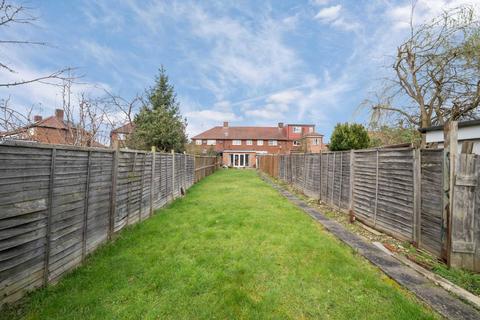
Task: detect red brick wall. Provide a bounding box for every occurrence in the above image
[195,139,297,154]
[286,125,315,140]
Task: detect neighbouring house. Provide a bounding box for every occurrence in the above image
[419,119,480,154]
[299,132,324,153]
[110,122,134,148]
[191,122,325,168]
[0,109,104,147]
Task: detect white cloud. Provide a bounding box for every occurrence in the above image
[244,108,281,120]
[185,109,242,137]
[314,4,361,32]
[80,40,118,68]
[267,90,303,105]
[387,0,480,30]
[146,2,302,98]
[315,5,342,22]
[185,110,239,122]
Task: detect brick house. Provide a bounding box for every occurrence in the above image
[192,122,325,168]
[0,109,104,147]
[110,122,134,148]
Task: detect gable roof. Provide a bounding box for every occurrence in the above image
[192,126,289,140]
[34,116,68,129]
[111,122,134,134]
[0,114,105,147]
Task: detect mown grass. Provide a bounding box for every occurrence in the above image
[1,169,439,319]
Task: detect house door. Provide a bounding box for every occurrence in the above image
[231,153,249,167]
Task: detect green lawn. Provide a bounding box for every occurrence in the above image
[2,170,438,320]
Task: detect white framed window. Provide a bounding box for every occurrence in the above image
[207,139,216,145]
[246,140,253,145]
[313,138,320,145]
[232,140,241,145]
[268,140,277,146]
[195,139,202,145]
[293,126,301,133]
[293,140,300,146]
[309,127,314,133]
[257,140,264,146]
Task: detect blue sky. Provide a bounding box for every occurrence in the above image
[1,0,479,141]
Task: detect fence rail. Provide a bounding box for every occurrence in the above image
[258,145,480,272]
[0,142,218,306]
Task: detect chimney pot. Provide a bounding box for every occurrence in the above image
[278,122,284,128]
[223,121,229,128]
[55,109,64,121]
[33,115,42,122]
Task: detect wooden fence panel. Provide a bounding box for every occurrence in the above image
[375,149,414,241]
[195,156,219,182]
[258,146,480,263]
[85,151,113,254]
[0,142,217,307]
[352,150,377,224]
[0,146,51,304]
[420,149,444,257]
[48,149,89,283]
[339,151,351,209]
[304,154,320,199]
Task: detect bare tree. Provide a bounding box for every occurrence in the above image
[0,96,33,132]
[102,89,144,127]
[58,78,143,147]
[0,0,74,87]
[369,4,480,144]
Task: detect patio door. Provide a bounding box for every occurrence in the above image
[230,153,249,167]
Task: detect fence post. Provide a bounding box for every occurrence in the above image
[139,153,147,221]
[81,150,92,262]
[413,148,422,246]
[184,153,187,190]
[349,150,355,211]
[303,153,307,192]
[319,153,323,201]
[109,148,119,239]
[331,152,336,205]
[150,147,156,217]
[43,148,56,286]
[443,121,458,264]
[450,148,477,271]
[171,150,175,200]
[339,152,343,206]
[373,149,379,226]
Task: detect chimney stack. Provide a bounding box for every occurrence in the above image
[278,122,284,128]
[33,115,42,122]
[55,109,64,121]
[223,121,229,128]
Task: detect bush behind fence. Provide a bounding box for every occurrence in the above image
[0,142,219,306]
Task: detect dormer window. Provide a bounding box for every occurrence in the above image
[293,126,301,133]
